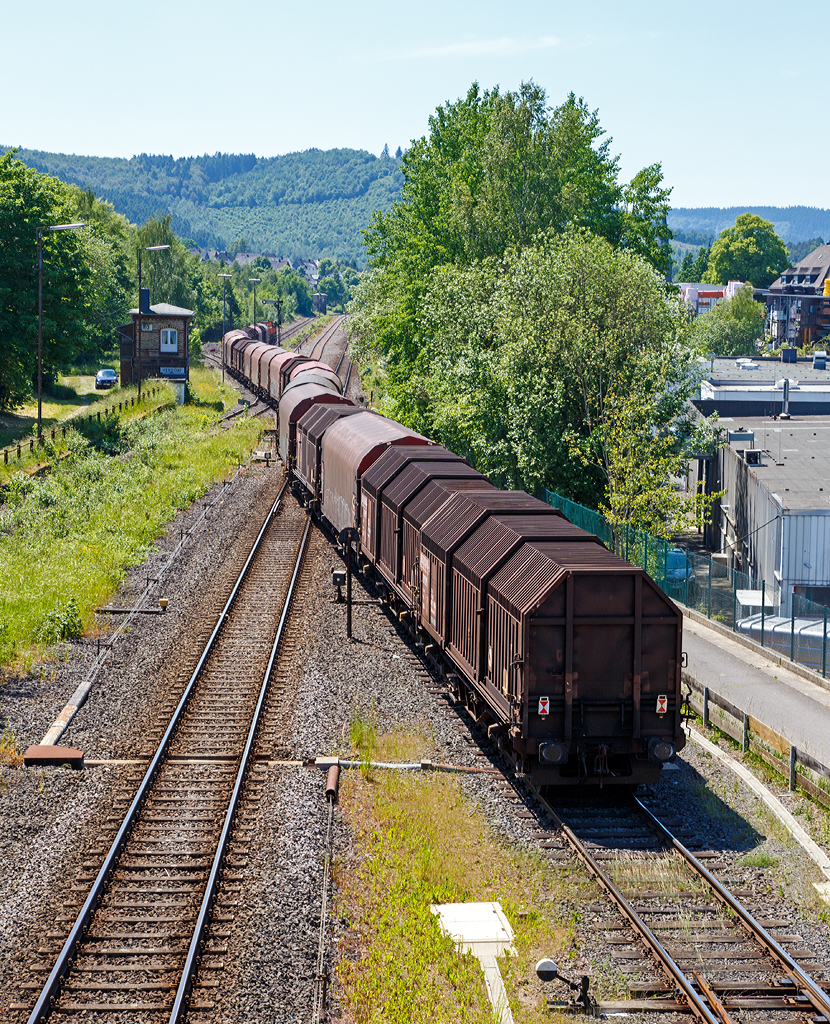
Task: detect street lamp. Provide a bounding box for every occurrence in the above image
[249,277,260,326]
[37,222,85,439]
[136,244,171,398]
[218,273,232,383]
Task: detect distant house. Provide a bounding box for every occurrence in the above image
[678,280,746,315]
[766,244,830,347]
[119,301,195,386]
[233,252,261,267]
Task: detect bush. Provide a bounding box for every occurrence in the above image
[36,598,83,644]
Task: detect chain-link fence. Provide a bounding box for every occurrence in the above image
[543,488,830,678]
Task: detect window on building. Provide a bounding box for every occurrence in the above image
[160,328,178,353]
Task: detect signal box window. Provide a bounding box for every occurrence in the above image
[160,328,178,353]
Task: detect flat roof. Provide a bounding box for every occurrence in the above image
[708,357,830,386]
[722,415,830,511]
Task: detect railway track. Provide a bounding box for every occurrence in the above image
[13,485,311,1022]
[539,789,830,1023]
[303,314,346,361]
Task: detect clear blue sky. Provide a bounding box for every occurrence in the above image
[5,0,826,209]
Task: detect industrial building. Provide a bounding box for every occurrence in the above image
[710,416,830,614]
[695,356,830,417]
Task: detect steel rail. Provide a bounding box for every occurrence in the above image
[334,334,348,377]
[343,359,353,395]
[170,514,312,1022]
[27,480,289,1024]
[308,314,345,361]
[634,795,830,1019]
[537,795,721,1024]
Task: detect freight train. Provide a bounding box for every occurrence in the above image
[223,323,686,786]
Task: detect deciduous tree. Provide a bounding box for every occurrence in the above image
[688,283,765,357]
[703,214,788,288]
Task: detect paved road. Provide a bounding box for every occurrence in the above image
[683,616,830,767]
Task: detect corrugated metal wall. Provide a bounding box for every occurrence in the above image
[719,446,830,610]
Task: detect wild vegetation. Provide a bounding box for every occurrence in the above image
[336,723,581,1023]
[2,146,403,264]
[0,150,343,416]
[0,369,261,668]
[349,81,715,530]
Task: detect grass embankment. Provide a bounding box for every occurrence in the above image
[0,367,120,450]
[0,383,170,488]
[335,724,582,1023]
[0,367,261,668]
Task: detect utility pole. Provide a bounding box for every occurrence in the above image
[137,244,170,397]
[249,277,260,325]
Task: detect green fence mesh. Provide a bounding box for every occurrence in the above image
[543,488,830,677]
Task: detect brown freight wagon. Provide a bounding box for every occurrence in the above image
[278,381,345,467]
[485,540,684,785]
[320,412,431,537]
[448,514,600,692]
[401,480,498,602]
[376,462,486,592]
[418,491,564,648]
[360,446,468,565]
[294,404,361,498]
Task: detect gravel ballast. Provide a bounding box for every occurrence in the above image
[4,351,830,1020]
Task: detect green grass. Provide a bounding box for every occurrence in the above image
[336,728,580,1024]
[736,849,779,869]
[0,368,261,668]
[0,372,118,450]
[0,383,170,487]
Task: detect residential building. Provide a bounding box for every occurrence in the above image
[766,243,830,347]
[678,280,745,315]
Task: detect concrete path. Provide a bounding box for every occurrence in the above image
[683,615,830,767]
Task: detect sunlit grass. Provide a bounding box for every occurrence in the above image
[0,378,262,668]
[0,726,24,767]
[335,727,580,1023]
[0,370,121,449]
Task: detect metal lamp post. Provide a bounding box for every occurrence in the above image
[136,244,171,398]
[249,277,260,326]
[37,222,84,439]
[218,273,232,382]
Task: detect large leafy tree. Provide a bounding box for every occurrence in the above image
[688,283,765,357]
[0,151,90,410]
[357,82,674,387]
[134,214,199,310]
[355,229,708,519]
[703,213,789,288]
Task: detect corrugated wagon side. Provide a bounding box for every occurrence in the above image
[485,541,684,786]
